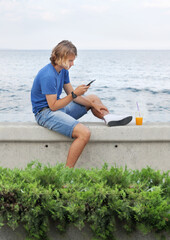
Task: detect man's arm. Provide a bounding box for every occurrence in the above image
[64,83,108,114]
[46,93,73,111]
[64,83,92,108]
[46,83,88,111]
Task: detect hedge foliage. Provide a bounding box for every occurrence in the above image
[0,161,169,240]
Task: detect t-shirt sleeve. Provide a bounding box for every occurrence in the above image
[41,75,57,95]
[64,70,70,84]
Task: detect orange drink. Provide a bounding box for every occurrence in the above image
[135,112,143,125]
[136,117,143,125]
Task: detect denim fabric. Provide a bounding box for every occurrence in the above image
[35,101,87,138]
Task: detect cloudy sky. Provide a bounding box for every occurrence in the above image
[0,0,170,50]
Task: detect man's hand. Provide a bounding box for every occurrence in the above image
[91,102,109,115]
[74,85,89,96]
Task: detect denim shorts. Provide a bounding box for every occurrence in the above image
[35,101,87,138]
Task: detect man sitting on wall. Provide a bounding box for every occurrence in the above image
[31,40,132,168]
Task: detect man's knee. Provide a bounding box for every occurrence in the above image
[72,123,91,142]
[84,94,101,111]
[82,127,91,142]
[86,94,100,103]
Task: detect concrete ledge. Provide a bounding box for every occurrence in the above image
[0,122,170,142]
[0,122,170,170]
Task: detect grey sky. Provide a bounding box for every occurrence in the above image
[0,0,170,49]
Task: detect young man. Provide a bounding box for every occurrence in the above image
[31,40,132,168]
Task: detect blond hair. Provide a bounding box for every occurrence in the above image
[50,40,77,66]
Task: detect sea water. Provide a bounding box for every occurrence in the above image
[0,50,169,123]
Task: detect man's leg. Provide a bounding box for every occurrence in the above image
[85,94,109,119]
[36,108,90,168]
[66,123,91,168]
[85,94,132,126]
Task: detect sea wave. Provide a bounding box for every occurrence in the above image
[120,87,170,95]
[0,89,10,92]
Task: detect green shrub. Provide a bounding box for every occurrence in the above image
[0,161,169,240]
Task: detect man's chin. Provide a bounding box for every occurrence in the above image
[63,66,71,70]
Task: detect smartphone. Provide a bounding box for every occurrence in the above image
[86,79,96,86]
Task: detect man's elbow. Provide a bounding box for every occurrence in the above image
[48,104,56,111]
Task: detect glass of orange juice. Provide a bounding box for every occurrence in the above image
[135,112,143,125]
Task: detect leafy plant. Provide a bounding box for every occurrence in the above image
[0,161,169,240]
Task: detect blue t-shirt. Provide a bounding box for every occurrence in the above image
[31,63,70,115]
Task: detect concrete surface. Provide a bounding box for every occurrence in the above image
[0,122,170,170]
[0,222,169,240]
